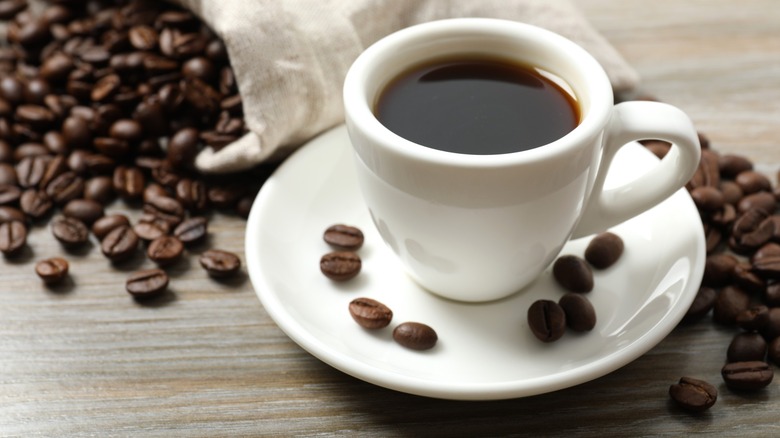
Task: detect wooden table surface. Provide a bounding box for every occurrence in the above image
[3,0,780,436]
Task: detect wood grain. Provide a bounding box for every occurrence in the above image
[2,0,780,436]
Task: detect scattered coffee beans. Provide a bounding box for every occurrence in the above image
[199,249,242,278]
[35,257,69,285]
[393,322,438,351]
[320,251,361,281]
[721,361,774,391]
[348,297,393,329]
[527,299,566,343]
[669,377,718,412]
[126,268,169,299]
[324,224,364,250]
[584,232,624,269]
[552,255,593,293]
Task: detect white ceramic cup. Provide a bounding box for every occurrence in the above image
[343,18,700,302]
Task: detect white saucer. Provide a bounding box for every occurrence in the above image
[245,125,705,401]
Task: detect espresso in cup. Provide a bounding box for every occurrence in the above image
[375,56,580,155]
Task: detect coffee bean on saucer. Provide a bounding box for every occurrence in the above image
[324,224,364,250]
[393,322,438,350]
[35,257,69,284]
[349,297,393,329]
[199,249,242,278]
[669,377,718,412]
[558,293,596,332]
[126,268,169,299]
[320,251,361,281]
[147,235,184,266]
[527,299,566,342]
[721,361,773,391]
[727,332,767,363]
[0,219,26,255]
[552,255,593,293]
[584,232,624,269]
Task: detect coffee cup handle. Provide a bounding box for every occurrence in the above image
[571,101,701,239]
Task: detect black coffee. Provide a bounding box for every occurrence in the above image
[375,57,580,155]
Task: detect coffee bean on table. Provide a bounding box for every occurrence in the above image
[713,285,751,325]
[19,188,53,219]
[758,307,780,341]
[348,297,393,329]
[768,337,780,366]
[91,214,130,240]
[147,235,184,266]
[721,361,774,391]
[133,222,167,242]
[100,225,139,262]
[683,287,718,323]
[173,216,208,244]
[324,224,364,250]
[0,183,21,205]
[584,232,624,269]
[527,299,566,342]
[83,176,115,205]
[735,305,769,332]
[199,249,241,278]
[702,253,737,287]
[0,220,26,255]
[552,255,593,293]
[727,332,768,363]
[35,257,69,285]
[393,322,438,350]
[669,377,718,412]
[62,198,104,225]
[320,251,361,281]
[51,216,88,247]
[558,293,596,332]
[126,268,169,299]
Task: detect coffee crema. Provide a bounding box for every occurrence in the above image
[374,56,580,155]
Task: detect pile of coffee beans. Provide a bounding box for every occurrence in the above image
[0,1,264,298]
[322,224,439,351]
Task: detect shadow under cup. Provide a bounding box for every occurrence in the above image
[343,19,615,302]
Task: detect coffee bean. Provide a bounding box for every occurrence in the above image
[0,205,25,224]
[584,232,624,270]
[732,262,766,294]
[129,25,159,51]
[112,166,144,199]
[552,255,593,293]
[91,73,121,102]
[91,214,130,241]
[35,257,69,285]
[558,293,596,332]
[348,297,393,329]
[719,180,744,205]
[175,178,208,211]
[719,154,753,178]
[769,337,780,367]
[173,216,208,244]
[669,377,718,412]
[527,299,566,342]
[0,220,26,255]
[751,242,780,279]
[738,191,777,215]
[45,171,84,205]
[759,307,780,341]
[323,224,364,251]
[147,235,184,266]
[765,283,780,307]
[721,361,774,391]
[702,253,737,287]
[713,286,751,325]
[167,127,199,169]
[16,155,49,189]
[51,216,88,247]
[393,322,438,350]
[100,225,139,262]
[0,0,28,20]
[83,176,114,204]
[133,222,167,242]
[691,186,725,212]
[62,198,104,225]
[143,183,169,204]
[735,171,772,195]
[0,163,17,185]
[62,116,91,149]
[199,249,241,278]
[109,119,144,143]
[736,305,769,332]
[18,189,51,219]
[320,251,361,281]
[683,287,718,323]
[0,183,21,205]
[727,332,768,363]
[126,268,169,299]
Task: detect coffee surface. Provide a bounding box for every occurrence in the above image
[375,57,579,155]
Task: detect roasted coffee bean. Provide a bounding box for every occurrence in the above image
[738,191,777,215]
[19,189,51,219]
[552,255,593,293]
[687,149,720,190]
[35,257,69,285]
[44,171,84,205]
[752,242,780,279]
[133,222,167,242]
[15,104,56,129]
[713,286,751,325]
[584,232,623,270]
[320,251,361,281]
[0,163,17,185]
[93,137,130,158]
[0,220,26,255]
[736,305,769,332]
[50,215,88,247]
[323,224,364,251]
[145,195,185,219]
[727,332,767,363]
[348,297,393,329]
[91,73,120,102]
[558,293,596,332]
[14,143,49,162]
[175,178,207,211]
[100,225,139,262]
[62,198,104,225]
[126,268,169,299]
[765,283,780,307]
[527,299,566,342]
[721,361,774,391]
[147,235,184,266]
[691,186,725,212]
[0,0,28,20]
[39,154,68,190]
[129,25,159,51]
[735,171,771,195]
[758,307,780,341]
[109,119,144,143]
[61,116,91,149]
[702,253,737,287]
[199,249,241,278]
[719,154,753,178]
[16,155,49,188]
[0,205,25,223]
[207,185,241,209]
[182,56,216,82]
[769,337,780,367]
[83,176,114,205]
[719,180,744,205]
[393,322,438,350]
[732,262,766,294]
[173,216,208,244]
[167,127,199,169]
[143,183,169,204]
[91,214,130,240]
[683,287,718,323]
[112,166,144,199]
[669,377,717,412]
[0,183,21,205]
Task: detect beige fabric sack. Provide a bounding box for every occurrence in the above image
[173,0,640,173]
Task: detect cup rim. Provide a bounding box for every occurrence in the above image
[343,18,614,168]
